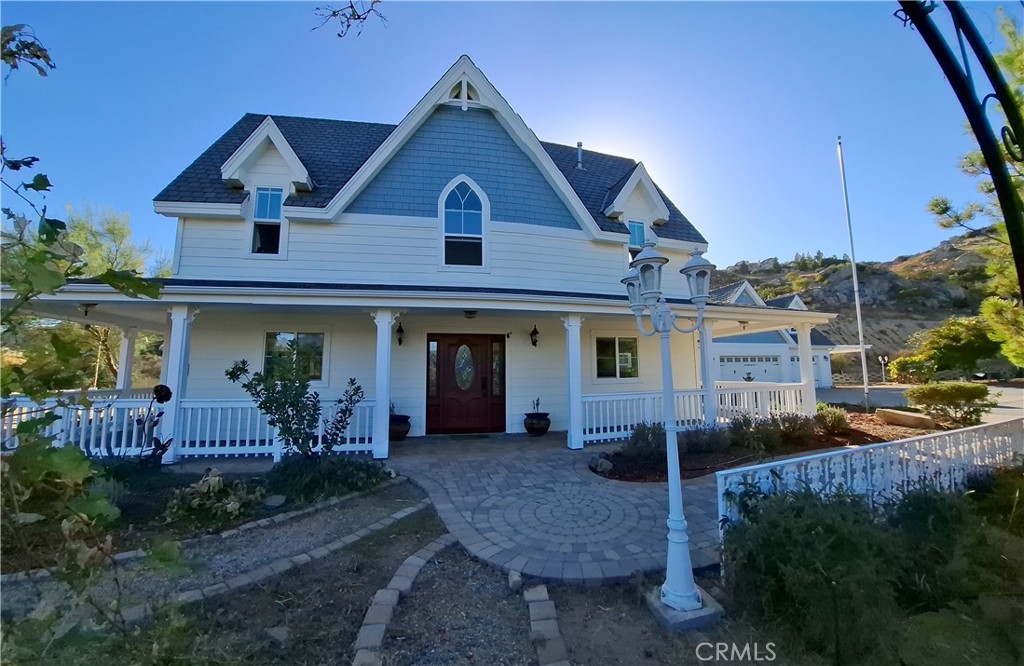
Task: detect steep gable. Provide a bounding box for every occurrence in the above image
[348,106,580,230]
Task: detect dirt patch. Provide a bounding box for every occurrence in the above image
[551,575,823,666]
[381,547,534,666]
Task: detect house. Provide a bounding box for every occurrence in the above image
[3,56,835,460]
[708,281,838,387]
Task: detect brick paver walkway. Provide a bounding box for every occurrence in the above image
[389,433,720,585]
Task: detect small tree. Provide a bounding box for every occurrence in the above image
[907,316,1001,374]
[889,355,937,384]
[226,340,322,458]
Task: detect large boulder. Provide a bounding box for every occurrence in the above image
[589,456,613,473]
[875,408,935,430]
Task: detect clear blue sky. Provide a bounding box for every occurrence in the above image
[2,1,1019,270]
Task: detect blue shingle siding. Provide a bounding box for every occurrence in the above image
[348,107,580,230]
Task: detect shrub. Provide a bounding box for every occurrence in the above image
[773,413,817,447]
[886,486,988,611]
[966,461,1024,536]
[905,382,998,426]
[889,355,937,384]
[163,469,264,527]
[678,425,731,455]
[727,415,782,453]
[620,422,667,465]
[266,455,389,503]
[723,486,901,662]
[815,404,850,434]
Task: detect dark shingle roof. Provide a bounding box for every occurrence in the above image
[810,329,836,347]
[155,113,706,244]
[765,294,801,309]
[709,281,749,304]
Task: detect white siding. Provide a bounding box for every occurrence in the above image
[181,309,702,437]
[175,213,697,300]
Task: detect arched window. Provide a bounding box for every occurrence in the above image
[443,181,484,266]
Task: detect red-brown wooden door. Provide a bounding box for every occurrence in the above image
[426,334,505,434]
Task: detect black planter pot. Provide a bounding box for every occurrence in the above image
[389,414,411,441]
[523,412,551,437]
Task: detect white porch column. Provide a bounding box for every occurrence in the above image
[562,315,584,450]
[796,323,816,415]
[698,320,718,426]
[371,309,396,459]
[115,327,138,391]
[159,306,195,463]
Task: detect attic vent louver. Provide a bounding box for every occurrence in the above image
[449,80,479,110]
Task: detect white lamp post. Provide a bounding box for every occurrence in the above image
[878,355,889,383]
[621,240,714,613]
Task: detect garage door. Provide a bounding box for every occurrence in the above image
[719,355,783,382]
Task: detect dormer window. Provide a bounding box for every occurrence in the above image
[444,182,483,266]
[627,220,646,261]
[252,187,283,254]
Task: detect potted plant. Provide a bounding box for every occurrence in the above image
[389,402,411,441]
[523,398,551,437]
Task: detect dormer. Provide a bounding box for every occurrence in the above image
[220,116,313,192]
[603,162,671,226]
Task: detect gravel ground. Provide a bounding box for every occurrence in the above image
[2,481,426,618]
[380,547,534,666]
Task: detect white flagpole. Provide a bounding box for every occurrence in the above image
[837,136,871,411]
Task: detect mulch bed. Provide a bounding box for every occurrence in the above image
[595,413,942,483]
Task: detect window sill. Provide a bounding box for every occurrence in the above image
[246,252,288,261]
[439,264,489,273]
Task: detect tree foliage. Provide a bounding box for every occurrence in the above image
[929,11,1023,365]
[906,316,1001,373]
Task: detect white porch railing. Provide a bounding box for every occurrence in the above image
[177,399,375,459]
[1,396,375,460]
[581,384,806,445]
[715,417,1024,539]
[714,382,805,419]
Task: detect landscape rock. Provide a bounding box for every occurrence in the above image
[588,457,613,473]
[264,495,287,510]
[508,570,523,592]
[875,408,935,430]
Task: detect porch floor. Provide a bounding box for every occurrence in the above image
[389,432,720,584]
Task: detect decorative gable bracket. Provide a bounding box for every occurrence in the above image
[220,116,313,192]
[603,162,670,225]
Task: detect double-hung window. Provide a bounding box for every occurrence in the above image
[596,336,639,379]
[252,187,284,254]
[627,220,646,262]
[443,182,483,266]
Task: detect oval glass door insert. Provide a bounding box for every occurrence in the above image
[455,344,474,391]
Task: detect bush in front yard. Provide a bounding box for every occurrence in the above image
[966,461,1024,536]
[266,455,389,503]
[723,486,901,662]
[815,404,850,434]
[620,422,668,465]
[678,425,731,455]
[905,382,998,426]
[773,413,818,447]
[163,469,264,527]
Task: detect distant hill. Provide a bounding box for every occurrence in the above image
[711,227,995,361]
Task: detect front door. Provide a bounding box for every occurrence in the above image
[426,334,506,434]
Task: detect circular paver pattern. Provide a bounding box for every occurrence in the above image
[473,482,662,556]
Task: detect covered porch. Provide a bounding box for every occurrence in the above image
[2,282,833,461]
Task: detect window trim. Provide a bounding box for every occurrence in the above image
[260,329,330,387]
[245,186,289,260]
[592,333,642,382]
[437,175,490,273]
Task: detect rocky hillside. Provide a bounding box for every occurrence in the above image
[712,227,995,360]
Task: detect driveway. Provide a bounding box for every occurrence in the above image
[819,384,1023,424]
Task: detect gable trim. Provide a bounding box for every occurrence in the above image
[602,162,671,225]
[220,116,313,192]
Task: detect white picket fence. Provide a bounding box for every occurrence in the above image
[581,384,806,444]
[715,417,1024,539]
[1,396,376,460]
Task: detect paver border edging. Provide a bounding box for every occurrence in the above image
[82,498,433,630]
[0,475,408,584]
[521,581,571,666]
[351,533,458,666]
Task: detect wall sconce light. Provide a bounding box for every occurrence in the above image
[506,332,512,339]
[529,325,539,347]
[396,322,405,346]
[79,303,98,317]
[738,320,749,331]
